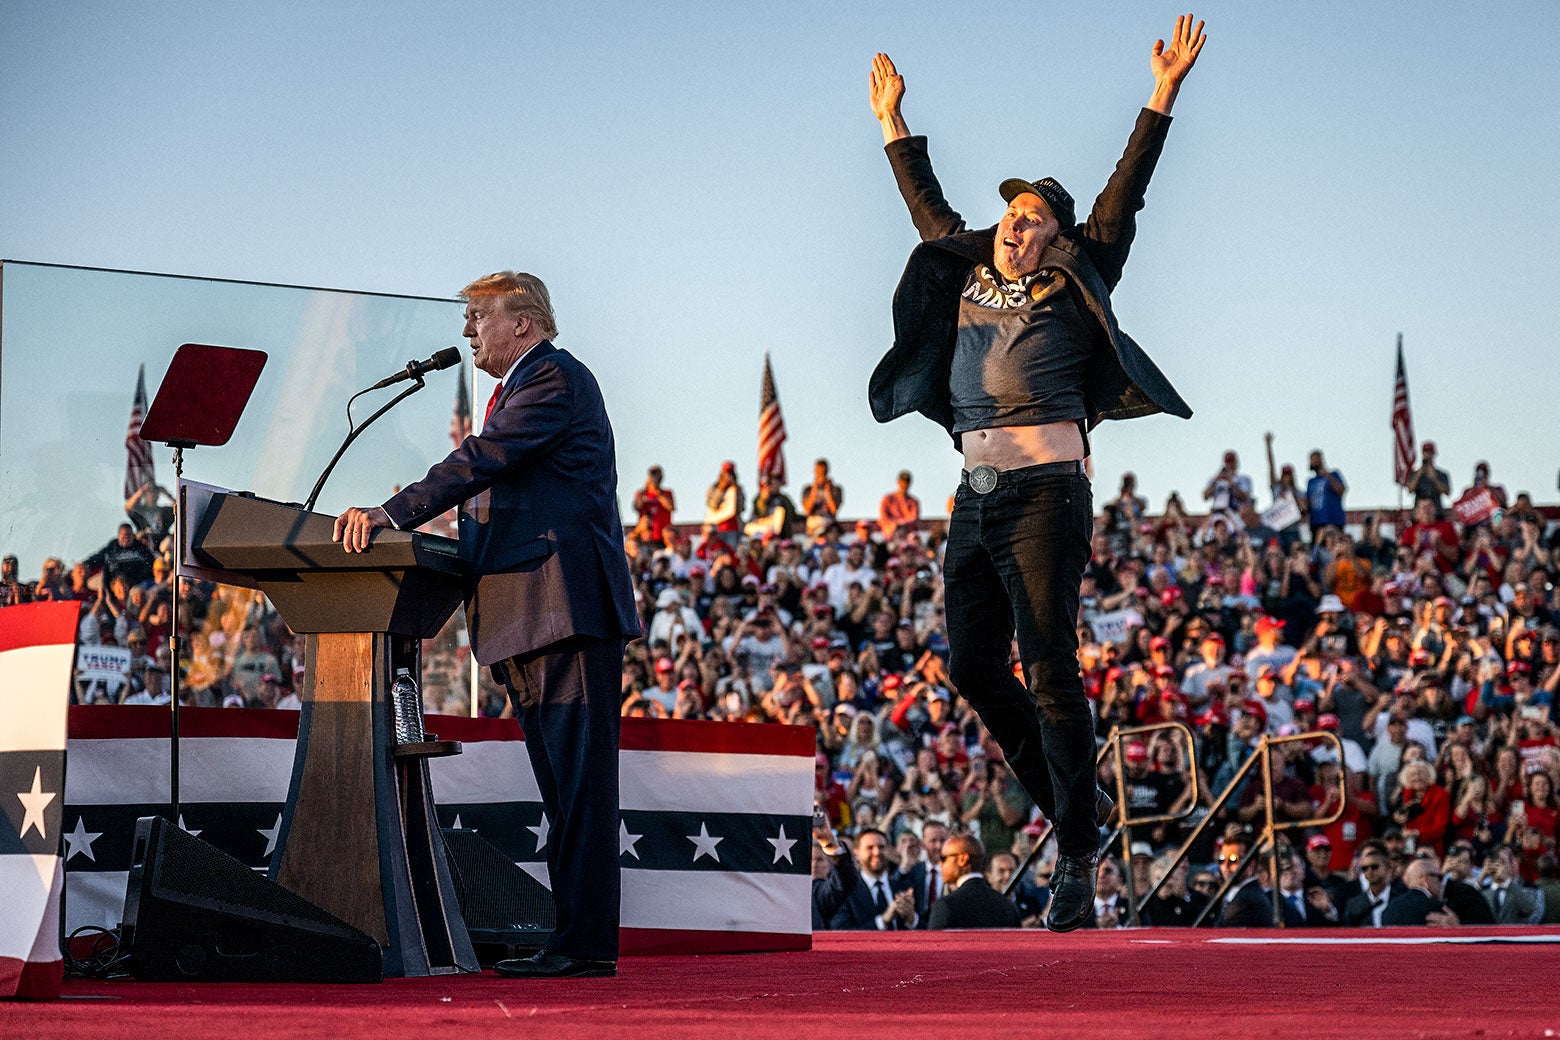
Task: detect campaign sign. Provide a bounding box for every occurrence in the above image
[1453,488,1499,527]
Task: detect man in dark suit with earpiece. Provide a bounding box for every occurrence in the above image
[928,835,1021,929]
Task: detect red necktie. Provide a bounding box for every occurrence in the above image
[484,384,503,424]
[927,872,938,907]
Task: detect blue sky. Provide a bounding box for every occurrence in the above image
[3,1,1557,540]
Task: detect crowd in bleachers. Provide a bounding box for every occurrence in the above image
[7,438,1559,928]
[617,444,1560,928]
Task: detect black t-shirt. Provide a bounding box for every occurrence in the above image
[950,266,1092,434]
[1123,769,1182,818]
[1084,555,1122,596]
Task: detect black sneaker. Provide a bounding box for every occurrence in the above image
[1045,850,1100,932]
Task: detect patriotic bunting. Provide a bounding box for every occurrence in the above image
[63,708,813,955]
[1,602,78,1000]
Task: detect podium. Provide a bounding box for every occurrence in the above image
[185,487,478,976]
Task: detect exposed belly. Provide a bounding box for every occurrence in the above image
[962,421,1085,470]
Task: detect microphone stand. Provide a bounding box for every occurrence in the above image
[303,378,427,514]
[169,442,192,825]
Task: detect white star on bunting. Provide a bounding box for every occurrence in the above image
[687,822,723,863]
[17,766,56,840]
[63,816,103,862]
[528,812,550,852]
[620,820,643,859]
[257,813,282,857]
[766,824,798,864]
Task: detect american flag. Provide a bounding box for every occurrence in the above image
[124,364,156,499]
[757,353,787,487]
[1391,334,1415,488]
[450,360,473,447]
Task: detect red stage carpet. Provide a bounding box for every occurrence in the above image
[6,929,1556,1040]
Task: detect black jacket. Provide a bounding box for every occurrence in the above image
[871,109,1192,448]
[811,847,860,930]
[1143,890,1209,927]
[1216,878,1309,927]
[1343,881,1406,927]
[1444,877,1495,925]
[927,877,1022,930]
[1381,888,1446,926]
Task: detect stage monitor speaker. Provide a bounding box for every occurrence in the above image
[120,816,382,983]
[441,827,554,951]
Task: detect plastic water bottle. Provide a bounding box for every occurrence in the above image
[391,668,424,745]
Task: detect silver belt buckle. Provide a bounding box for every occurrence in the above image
[968,465,999,494]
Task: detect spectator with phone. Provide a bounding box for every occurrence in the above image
[811,806,859,929]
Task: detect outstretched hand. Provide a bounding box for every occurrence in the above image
[1152,14,1207,84]
[869,53,904,121]
[869,52,910,144]
[1147,14,1207,115]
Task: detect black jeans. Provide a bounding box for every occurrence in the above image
[943,470,1097,856]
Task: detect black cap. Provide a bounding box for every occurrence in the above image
[998,176,1076,228]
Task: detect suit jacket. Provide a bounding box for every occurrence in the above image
[1482,881,1546,925]
[1217,878,1281,927]
[1381,888,1446,926]
[383,342,640,664]
[811,848,859,930]
[830,871,915,930]
[894,860,945,928]
[928,877,1021,930]
[1342,882,1404,927]
[1444,878,1495,925]
[1275,891,1324,928]
[1143,891,1209,927]
[871,109,1192,448]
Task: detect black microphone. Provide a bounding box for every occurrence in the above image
[367,346,462,390]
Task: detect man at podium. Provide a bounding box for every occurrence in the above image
[335,270,640,979]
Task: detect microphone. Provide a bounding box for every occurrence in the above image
[367,346,462,390]
[301,346,463,512]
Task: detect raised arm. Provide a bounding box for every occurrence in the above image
[1147,14,1207,116]
[872,52,965,241]
[1077,15,1207,289]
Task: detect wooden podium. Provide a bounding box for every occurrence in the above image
[185,487,478,977]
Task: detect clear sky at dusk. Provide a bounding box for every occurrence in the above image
[3,1,1557,530]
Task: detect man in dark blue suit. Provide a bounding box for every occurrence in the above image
[828,830,918,929]
[335,270,640,978]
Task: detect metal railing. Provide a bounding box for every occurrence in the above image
[1164,731,1346,927]
[1006,728,1347,929]
[1005,720,1200,925]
